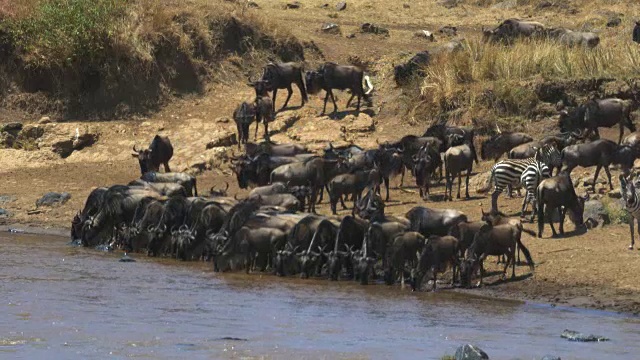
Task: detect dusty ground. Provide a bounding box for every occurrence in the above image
[2,0,640,315]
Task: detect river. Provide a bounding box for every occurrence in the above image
[1,233,639,359]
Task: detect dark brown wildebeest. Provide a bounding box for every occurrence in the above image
[410,235,460,291]
[412,143,442,200]
[559,98,635,144]
[233,101,257,149]
[260,62,308,111]
[406,206,468,237]
[561,139,628,191]
[443,141,474,201]
[244,141,310,157]
[482,18,546,44]
[460,223,534,288]
[247,80,276,142]
[305,62,374,115]
[384,231,425,286]
[634,21,640,44]
[481,209,536,264]
[481,132,533,162]
[327,167,380,215]
[380,135,442,187]
[450,220,486,256]
[140,172,198,197]
[393,51,430,85]
[536,172,588,238]
[132,135,174,175]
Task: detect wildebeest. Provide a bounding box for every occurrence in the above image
[384,231,425,286]
[482,18,546,43]
[259,62,308,111]
[249,182,288,197]
[410,235,460,291]
[140,172,198,197]
[481,131,533,162]
[561,139,622,191]
[131,135,174,175]
[393,50,430,85]
[380,135,442,187]
[233,101,257,148]
[443,142,474,201]
[128,180,187,197]
[461,223,534,288]
[412,143,442,200]
[327,168,380,215]
[559,98,635,144]
[547,27,600,48]
[406,206,468,237]
[536,172,588,238]
[244,141,310,157]
[250,193,301,212]
[71,186,107,242]
[634,21,640,44]
[305,62,374,114]
[254,95,275,142]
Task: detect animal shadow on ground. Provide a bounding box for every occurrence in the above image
[549,226,588,239]
[481,272,534,287]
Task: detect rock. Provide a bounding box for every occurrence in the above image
[606,16,621,27]
[608,189,622,199]
[335,1,346,11]
[583,200,609,229]
[216,117,231,123]
[0,208,11,218]
[38,116,51,124]
[561,329,609,342]
[206,133,236,149]
[403,3,410,8]
[346,33,356,39]
[469,171,491,193]
[454,344,489,360]
[50,131,99,158]
[0,195,16,204]
[0,132,15,148]
[1,122,23,134]
[247,0,259,8]
[321,23,341,34]
[36,192,71,208]
[537,0,552,8]
[320,3,329,8]
[119,253,136,262]
[73,133,99,151]
[342,113,375,134]
[491,0,517,9]
[439,25,457,37]
[17,124,45,141]
[284,1,301,9]
[361,23,389,36]
[438,0,459,9]
[541,356,561,360]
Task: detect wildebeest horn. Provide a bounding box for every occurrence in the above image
[147,225,154,232]
[224,182,229,192]
[132,144,138,152]
[234,193,240,200]
[210,186,216,193]
[495,123,502,134]
[160,224,166,232]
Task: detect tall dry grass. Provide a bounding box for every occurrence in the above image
[417,34,640,126]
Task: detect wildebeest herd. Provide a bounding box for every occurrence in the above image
[70,18,640,291]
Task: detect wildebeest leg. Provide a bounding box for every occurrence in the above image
[456,171,462,199]
[281,86,294,110]
[548,207,559,237]
[629,218,637,250]
[322,91,330,115]
[465,168,471,199]
[559,206,567,236]
[399,165,405,187]
[330,90,339,113]
[384,176,390,201]
[619,121,625,144]
[254,117,260,141]
[263,121,270,141]
[272,89,278,112]
[432,267,437,291]
[592,164,602,192]
[444,168,451,201]
[356,95,361,112]
[346,94,355,108]
[521,195,529,219]
[604,165,613,190]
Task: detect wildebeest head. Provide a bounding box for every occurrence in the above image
[71,211,83,241]
[247,79,271,97]
[131,145,155,175]
[459,257,479,288]
[297,247,322,279]
[275,245,300,276]
[567,193,589,227]
[230,157,255,189]
[305,70,324,95]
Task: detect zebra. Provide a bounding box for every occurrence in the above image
[479,144,560,213]
[520,160,551,222]
[619,173,640,249]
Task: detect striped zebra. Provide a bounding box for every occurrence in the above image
[478,144,560,213]
[619,174,640,249]
[520,160,551,222]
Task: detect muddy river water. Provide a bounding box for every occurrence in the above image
[1,233,639,359]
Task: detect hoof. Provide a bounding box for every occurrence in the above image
[629,245,634,250]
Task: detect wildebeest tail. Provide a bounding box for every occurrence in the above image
[624,101,637,132]
[536,186,545,237]
[516,236,534,271]
[521,228,536,237]
[363,75,374,96]
[476,168,494,194]
[298,68,309,102]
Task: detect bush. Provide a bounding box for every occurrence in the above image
[5,0,128,67]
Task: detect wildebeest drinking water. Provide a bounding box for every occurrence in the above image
[131,135,174,175]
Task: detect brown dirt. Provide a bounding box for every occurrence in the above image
[2,0,640,315]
